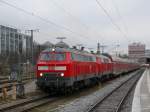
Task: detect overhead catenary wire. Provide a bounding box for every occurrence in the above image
[95,0,130,42]
[50,0,89,30]
[111,0,129,37]
[0,0,94,41]
[2,0,105,43]
[49,0,105,41]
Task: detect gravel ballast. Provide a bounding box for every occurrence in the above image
[57,70,142,112]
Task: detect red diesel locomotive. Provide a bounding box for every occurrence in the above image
[36,47,139,91]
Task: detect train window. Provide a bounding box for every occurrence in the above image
[71,53,78,61]
[74,54,78,61]
[71,53,75,60]
[71,53,79,60]
[78,54,81,61]
[40,53,66,61]
[55,53,66,61]
[80,55,84,61]
[75,54,83,61]
[79,54,83,61]
[92,57,96,62]
[84,55,87,61]
[86,56,89,61]
[77,54,81,61]
[40,53,52,61]
[71,53,96,62]
[89,56,93,61]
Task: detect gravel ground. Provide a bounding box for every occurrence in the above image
[25,80,37,93]
[57,70,140,112]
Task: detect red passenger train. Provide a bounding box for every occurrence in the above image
[36,47,140,91]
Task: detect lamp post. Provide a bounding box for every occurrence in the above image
[25,29,39,65]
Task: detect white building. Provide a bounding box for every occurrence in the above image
[145,49,150,57]
[0,25,31,55]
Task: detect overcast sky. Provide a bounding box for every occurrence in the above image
[0,0,150,54]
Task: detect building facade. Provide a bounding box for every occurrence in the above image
[0,25,31,57]
[145,49,150,57]
[128,42,145,61]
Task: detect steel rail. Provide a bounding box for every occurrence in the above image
[115,70,143,112]
[86,69,144,112]
[0,94,54,112]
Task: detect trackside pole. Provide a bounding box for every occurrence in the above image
[12,82,16,100]
[2,83,8,100]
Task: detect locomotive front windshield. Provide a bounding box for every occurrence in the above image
[40,52,66,61]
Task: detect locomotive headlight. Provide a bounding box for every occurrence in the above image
[40,73,43,77]
[52,48,55,51]
[60,73,64,77]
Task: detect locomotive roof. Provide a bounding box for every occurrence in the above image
[42,47,69,52]
[42,47,93,56]
[42,47,114,59]
[95,54,111,60]
[111,56,136,63]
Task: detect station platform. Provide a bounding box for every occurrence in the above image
[132,68,150,112]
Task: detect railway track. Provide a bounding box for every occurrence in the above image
[0,69,143,112]
[0,77,35,84]
[86,69,144,112]
[0,94,58,112]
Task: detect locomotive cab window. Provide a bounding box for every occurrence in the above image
[40,53,52,61]
[55,53,66,60]
[40,52,66,61]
